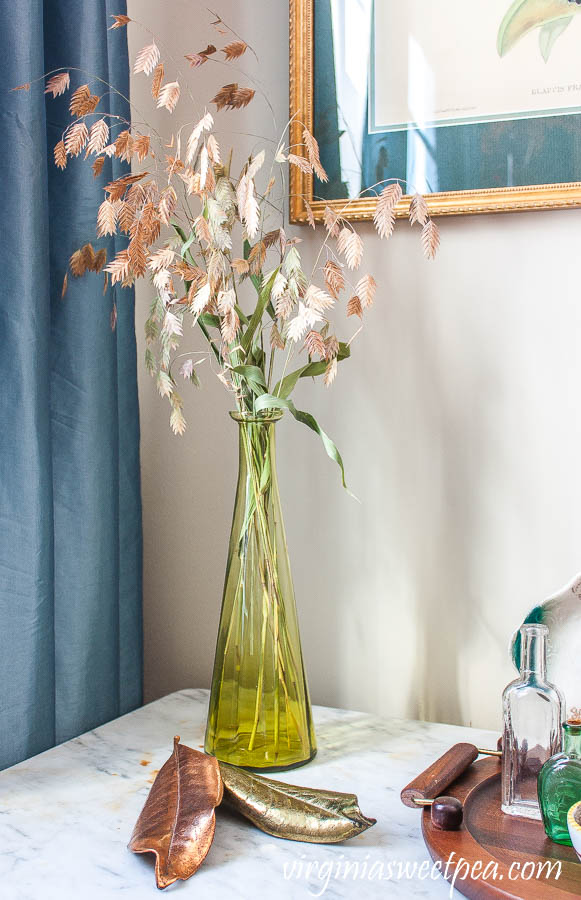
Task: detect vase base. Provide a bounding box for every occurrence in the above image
[224,748,317,773]
[205,739,317,772]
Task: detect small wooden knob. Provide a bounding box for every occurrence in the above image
[431,796,463,831]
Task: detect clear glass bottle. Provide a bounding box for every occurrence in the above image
[501,624,564,819]
[538,717,581,845]
[204,411,316,770]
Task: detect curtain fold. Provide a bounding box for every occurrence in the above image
[0,0,142,770]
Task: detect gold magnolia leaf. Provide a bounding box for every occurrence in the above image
[129,737,223,890]
[218,763,376,843]
[497,0,581,56]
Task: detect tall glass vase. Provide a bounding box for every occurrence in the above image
[204,411,316,770]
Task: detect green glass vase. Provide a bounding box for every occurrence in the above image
[538,721,581,845]
[204,411,316,770]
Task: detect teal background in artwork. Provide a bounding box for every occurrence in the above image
[314,0,581,198]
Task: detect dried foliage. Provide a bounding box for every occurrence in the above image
[31,10,439,482]
[134,43,161,76]
[212,83,255,111]
[70,84,99,117]
[303,198,315,229]
[65,121,89,157]
[222,40,247,60]
[323,205,340,238]
[185,44,217,67]
[133,134,150,162]
[337,227,363,271]
[346,295,362,318]
[86,119,109,155]
[374,183,402,240]
[323,261,344,299]
[44,72,70,97]
[151,63,164,99]
[324,358,337,387]
[157,81,180,113]
[409,193,429,227]
[421,219,440,260]
[302,127,327,182]
[110,14,130,29]
[356,275,376,309]
[304,330,326,359]
[97,199,117,237]
[287,153,311,175]
[54,140,67,170]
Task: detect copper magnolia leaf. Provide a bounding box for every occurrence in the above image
[129,737,223,889]
[218,762,376,843]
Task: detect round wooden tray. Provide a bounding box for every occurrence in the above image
[422,757,581,899]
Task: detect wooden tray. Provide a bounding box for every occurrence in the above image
[422,757,581,899]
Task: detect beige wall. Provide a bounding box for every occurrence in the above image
[128,0,581,731]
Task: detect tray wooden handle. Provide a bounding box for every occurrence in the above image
[400,742,479,808]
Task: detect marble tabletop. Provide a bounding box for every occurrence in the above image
[0,689,499,899]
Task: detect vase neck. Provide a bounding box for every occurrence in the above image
[519,624,547,681]
[233,412,280,493]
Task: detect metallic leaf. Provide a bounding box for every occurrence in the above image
[218,762,376,843]
[129,737,223,889]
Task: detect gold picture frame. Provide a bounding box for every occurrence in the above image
[289,0,581,224]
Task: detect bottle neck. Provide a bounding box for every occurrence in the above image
[520,627,547,680]
[563,725,581,758]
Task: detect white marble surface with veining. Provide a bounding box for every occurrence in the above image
[0,689,499,899]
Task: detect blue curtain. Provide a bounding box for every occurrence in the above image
[0,0,142,770]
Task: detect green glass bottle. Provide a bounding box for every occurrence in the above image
[538,718,581,845]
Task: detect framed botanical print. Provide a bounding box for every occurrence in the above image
[289,0,581,223]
